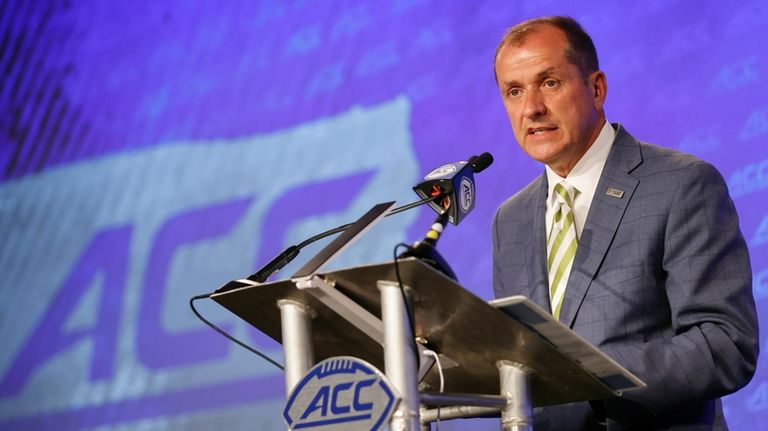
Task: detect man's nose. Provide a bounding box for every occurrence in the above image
[522,90,546,118]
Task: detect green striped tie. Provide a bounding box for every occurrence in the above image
[547,182,579,320]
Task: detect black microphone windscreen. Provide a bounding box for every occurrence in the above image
[471,152,494,173]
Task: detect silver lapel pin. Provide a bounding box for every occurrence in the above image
[606,187,624,198]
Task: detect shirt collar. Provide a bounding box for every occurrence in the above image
[546,120,615,202]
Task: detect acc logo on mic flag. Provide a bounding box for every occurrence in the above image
[283,357,399,431]
[459,176,474,214]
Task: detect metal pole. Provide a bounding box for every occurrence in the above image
[420,392,507,408]
[379,280,420,431]
[278,299,315,396]
[421,405,501,423]
[497,360,533,431]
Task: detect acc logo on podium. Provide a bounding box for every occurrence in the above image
[283,357,399,431]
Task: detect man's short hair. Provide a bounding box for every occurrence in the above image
[494,16,599,83]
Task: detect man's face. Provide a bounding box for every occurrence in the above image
[494,26,606,177]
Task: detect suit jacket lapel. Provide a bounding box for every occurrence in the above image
[558,124,643,327]
[528,174,551,311]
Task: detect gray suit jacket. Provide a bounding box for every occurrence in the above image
[492,124,759,430]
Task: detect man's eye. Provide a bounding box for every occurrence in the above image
[508,88,521,97]
[544,80,558,88]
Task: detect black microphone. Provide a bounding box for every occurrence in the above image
[399,152,493,280]
[412,152,494,225]
[469,151,494,173]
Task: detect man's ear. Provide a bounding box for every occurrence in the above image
[591,70,607,108]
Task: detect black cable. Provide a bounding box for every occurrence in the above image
[189,293,284,370]
[393,242,421,369]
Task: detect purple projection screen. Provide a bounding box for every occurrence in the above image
[1,1,767,430]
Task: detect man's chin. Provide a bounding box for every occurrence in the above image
[521,143,560,163]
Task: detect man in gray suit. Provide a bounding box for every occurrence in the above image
[492,16,758,430]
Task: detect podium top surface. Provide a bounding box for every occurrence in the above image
[212,258,643,406]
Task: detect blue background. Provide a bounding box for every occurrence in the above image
[1,1,767,429]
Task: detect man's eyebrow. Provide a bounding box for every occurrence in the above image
[535,67,560,80]
[500,78,520,89]
[501,67,563,88]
